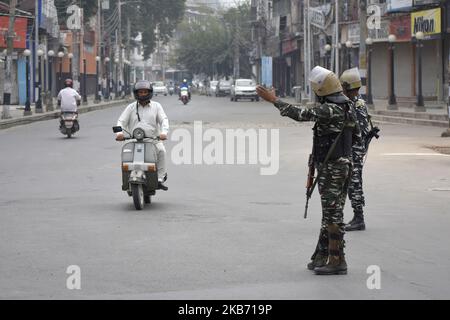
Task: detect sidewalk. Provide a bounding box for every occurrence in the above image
[0,95,132,130]
[281,96,450,129]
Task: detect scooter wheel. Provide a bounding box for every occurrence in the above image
[131,184,144,210]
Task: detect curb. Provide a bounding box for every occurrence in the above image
[371,114,448,128]
[0,99,132,130]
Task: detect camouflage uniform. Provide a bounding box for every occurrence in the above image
[347,97,371,213]
[273,97,360,273]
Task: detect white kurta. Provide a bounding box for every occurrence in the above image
[117,100,169,182]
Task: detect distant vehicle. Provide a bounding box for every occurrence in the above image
[230,79,259,102]
[207,80,218,96]
[152,81,168,96]
[215,80,232,97]
[180,87,189,105]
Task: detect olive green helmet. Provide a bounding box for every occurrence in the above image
[309,66,343,97]
[340,67,362,91]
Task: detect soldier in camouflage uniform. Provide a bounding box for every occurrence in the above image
[340,68,372,231]
[257,66,361,275]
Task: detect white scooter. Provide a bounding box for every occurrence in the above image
[59,112,79,138]
[180,88,189,105]
[113,125,162,210]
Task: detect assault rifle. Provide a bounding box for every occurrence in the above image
[304,154,315,219]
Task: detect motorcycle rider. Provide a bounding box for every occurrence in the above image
[179,79,191,100]
[115,80,169,191]
[57,78,81,129]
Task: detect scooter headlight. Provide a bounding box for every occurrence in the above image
[133,128,145,140]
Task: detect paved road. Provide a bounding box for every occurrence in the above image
[1,95,449,299]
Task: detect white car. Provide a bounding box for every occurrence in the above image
[152,81,168,96]
[230,79,259,102]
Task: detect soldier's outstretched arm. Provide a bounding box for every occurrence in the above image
[256,85,329,122]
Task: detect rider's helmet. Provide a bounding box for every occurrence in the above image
[133,80,153,102]
[183,79,188,84]
[64,78,73,88]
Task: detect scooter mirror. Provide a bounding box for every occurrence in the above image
[112,126,123,133]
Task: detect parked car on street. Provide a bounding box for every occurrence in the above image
[207,80,218,96]
[215,80,232,97]
[152,81,168,96]
[230,79,259,102]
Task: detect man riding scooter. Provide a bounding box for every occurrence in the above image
[58,78,81,136]
[178,79,191,100]
[115,80,169,191]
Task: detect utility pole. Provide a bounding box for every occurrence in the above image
[118,0,123,97]
[335,0,340,78]
[359,0,368,97]
[97,0,102,93]
[303,0,307,101]
[1,0,18,119]
[127,17,131,95]
[234,18,240,79]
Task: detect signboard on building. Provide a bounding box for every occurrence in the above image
[390,15,411,41]
[309,4,332,30]
[411,8,441,38]
[348,23,360,44]
[367,18,390,42]
[281,38,298,55]
[413,0,441,7]
[0,17,28,49]
[261,56,273,87]
[309,7,326,29]
[387,0,413,12]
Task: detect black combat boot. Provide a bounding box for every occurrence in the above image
[307,228,328,270]
[345,209,365,231]
[314,224,347,275]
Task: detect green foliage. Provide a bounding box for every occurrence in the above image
[53,0,185,59]
[175,2,253,78]
[176,17,232,76]
[108,0,186,59]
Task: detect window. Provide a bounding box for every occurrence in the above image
[280,16,287,32]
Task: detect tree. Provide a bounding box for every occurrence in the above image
[175,2,253,79]
[108,0,186,59]
[53,0,185,58]
[176,17,233,77]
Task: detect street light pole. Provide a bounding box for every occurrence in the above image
[35,48,44,113]
[23,49,32,116]
[115,58,119,99]
[415,32,425,112]
[387,34,398,110]
[105,57,111,100]
[325,44,332,70]
[95,56,101,103]
[47,50,55,111]
[365,37,374,109]
[82,59,88,105]
[442,83,450,137]
[68,53,74,79]
[58,51,64,94]
[345,41,352,69]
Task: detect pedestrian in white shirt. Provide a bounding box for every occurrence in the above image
[116,80,169,190]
